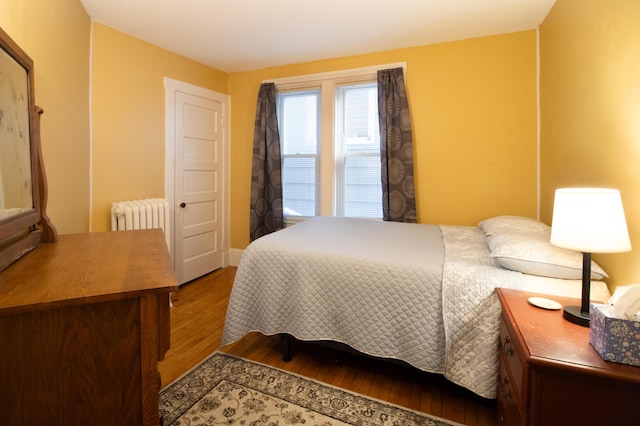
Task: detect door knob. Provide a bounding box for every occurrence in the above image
[180,202,186,208]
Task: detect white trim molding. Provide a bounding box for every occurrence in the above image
[264,62,407,88]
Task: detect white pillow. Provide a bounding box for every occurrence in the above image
[486,233,608,280]
[479,215,550,237]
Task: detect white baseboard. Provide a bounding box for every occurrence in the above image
[227,248,244,267]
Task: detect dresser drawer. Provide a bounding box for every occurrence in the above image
[498,317,526,403]
[497,355,525,426]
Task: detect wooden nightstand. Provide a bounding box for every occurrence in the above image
[496,288,640,426]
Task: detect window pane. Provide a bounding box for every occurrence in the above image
[282,157,317,217]
[337,83,382,219]
[343,84,380,153]
[278,89,320,218]
[280,91,319,155]
[344,155,381,218]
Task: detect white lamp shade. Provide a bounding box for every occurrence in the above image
[550,188,632,253]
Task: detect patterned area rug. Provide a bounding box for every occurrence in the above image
[159,351,463,426]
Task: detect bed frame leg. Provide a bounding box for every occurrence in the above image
[281,334,292,362]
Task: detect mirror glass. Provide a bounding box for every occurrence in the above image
[0,46,34,221]
[0,25,56,272]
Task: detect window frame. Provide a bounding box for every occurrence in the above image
[269,63,406,223]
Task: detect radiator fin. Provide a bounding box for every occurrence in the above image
[111,198,170,253]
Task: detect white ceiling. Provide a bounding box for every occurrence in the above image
[80,0,556,73]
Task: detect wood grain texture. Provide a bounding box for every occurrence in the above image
[497,288,640,380]
[496,288,640,426]
[0,229,178,315]
[0,299,142,424]
[159,267,498,426]
[0,230,177,426]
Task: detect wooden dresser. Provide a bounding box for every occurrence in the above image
[0,230,178,425]
[496,288,640,426]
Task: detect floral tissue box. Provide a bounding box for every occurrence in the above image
[589,303,640,366]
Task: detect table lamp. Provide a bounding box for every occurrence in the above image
[550,188,632,326]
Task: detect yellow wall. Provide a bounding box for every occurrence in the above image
[0,0,91,234]
[90,23,229,232]
[229,31,538,249]
[5,0,636,289]
[540,0,640,288]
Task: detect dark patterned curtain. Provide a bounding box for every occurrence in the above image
[250,83,284,241]
[377,68,417,222]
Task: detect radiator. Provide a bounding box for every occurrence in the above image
[111,198,171,253]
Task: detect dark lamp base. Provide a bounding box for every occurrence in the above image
[563,305,590,327]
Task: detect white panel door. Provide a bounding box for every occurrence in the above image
[174,91,224,284]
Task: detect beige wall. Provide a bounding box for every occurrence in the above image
[90,23,229,232]
[229,31,538,249]
[540,0,640,288]
[0,0,91,234]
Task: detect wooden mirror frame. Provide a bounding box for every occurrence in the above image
[0,26,56,271]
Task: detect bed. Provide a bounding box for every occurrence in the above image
[221,215,611,399]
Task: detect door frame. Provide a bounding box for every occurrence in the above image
[164,77,230,270]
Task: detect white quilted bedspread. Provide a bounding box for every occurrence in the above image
[440,225,522,398]
[222,217,522,399]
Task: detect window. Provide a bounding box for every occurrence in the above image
[278,90,320,217]
[335,83,381,218]
[275,64,402,221]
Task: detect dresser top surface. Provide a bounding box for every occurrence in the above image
[0,229,178,314]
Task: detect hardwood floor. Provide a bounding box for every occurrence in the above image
[158,267,498,426]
